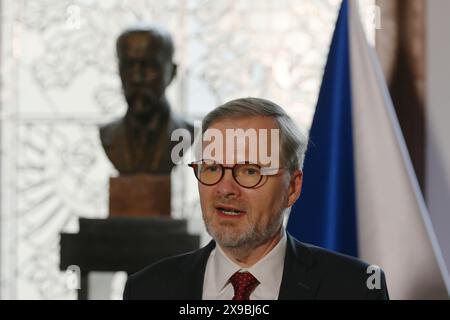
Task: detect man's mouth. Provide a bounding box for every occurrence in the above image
[215,205,246,217]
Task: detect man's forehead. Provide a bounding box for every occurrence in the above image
[118,33,165,58]
[203,116,280,145]
[208,115,278,130]
[200,116,281,168]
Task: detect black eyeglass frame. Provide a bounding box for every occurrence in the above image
[188,160,285,189]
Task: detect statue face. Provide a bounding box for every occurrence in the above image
[118,32,175,118]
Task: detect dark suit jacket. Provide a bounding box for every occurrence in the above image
[123,233,389,300]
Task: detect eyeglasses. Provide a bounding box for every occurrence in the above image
[188,159,284,188]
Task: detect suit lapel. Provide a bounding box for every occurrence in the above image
[278,234,321,300]
[177,235,322,300]
[178,240,216,299]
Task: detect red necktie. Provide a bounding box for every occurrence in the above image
[229,271,259,300]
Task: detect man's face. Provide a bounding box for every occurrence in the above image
[199,116,302,250]
[118,32,175,118]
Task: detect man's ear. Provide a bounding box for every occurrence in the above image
[287,170,303,207]
[168,63,177,85]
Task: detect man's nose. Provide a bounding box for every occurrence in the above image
[214,169,241,198]
[130,64,145,84]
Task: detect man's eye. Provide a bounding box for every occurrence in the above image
[245,168,260,176]
[203,165,219,172]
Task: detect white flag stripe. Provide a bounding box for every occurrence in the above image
[426,0,450,290]
[349,0,450,299]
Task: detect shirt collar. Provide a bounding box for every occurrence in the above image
[213,229,287,291]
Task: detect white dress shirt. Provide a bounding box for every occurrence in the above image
[202,230,287,300]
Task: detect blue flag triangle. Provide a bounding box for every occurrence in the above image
[287,0,357,257]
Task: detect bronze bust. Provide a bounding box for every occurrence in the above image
[100,25,193,175]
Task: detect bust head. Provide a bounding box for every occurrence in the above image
[117,25,177,121]
[99,25,193,175]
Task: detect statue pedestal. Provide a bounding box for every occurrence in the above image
[60,217,200,299]
[109,174,171,217]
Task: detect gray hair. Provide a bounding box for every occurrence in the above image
[202,97,308,172]
[117,24,175,60]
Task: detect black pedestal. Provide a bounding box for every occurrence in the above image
[60,217,200,299]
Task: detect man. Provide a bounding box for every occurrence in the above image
[100,25,193,174]
[123,97,389,300]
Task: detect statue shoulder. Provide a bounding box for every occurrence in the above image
[99,118,126,147]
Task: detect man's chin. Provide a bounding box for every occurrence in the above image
[216,238,248,249]
[208,227,255,249]
[128,103,153,118]
[131,109,153,118]
[127,96,159,114]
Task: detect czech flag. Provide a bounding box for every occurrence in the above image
[287,0,450,299]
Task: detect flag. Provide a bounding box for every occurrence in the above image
[287,0,450,299]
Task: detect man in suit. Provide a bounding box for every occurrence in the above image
[100,25,193,174]
[123,97,389,300]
